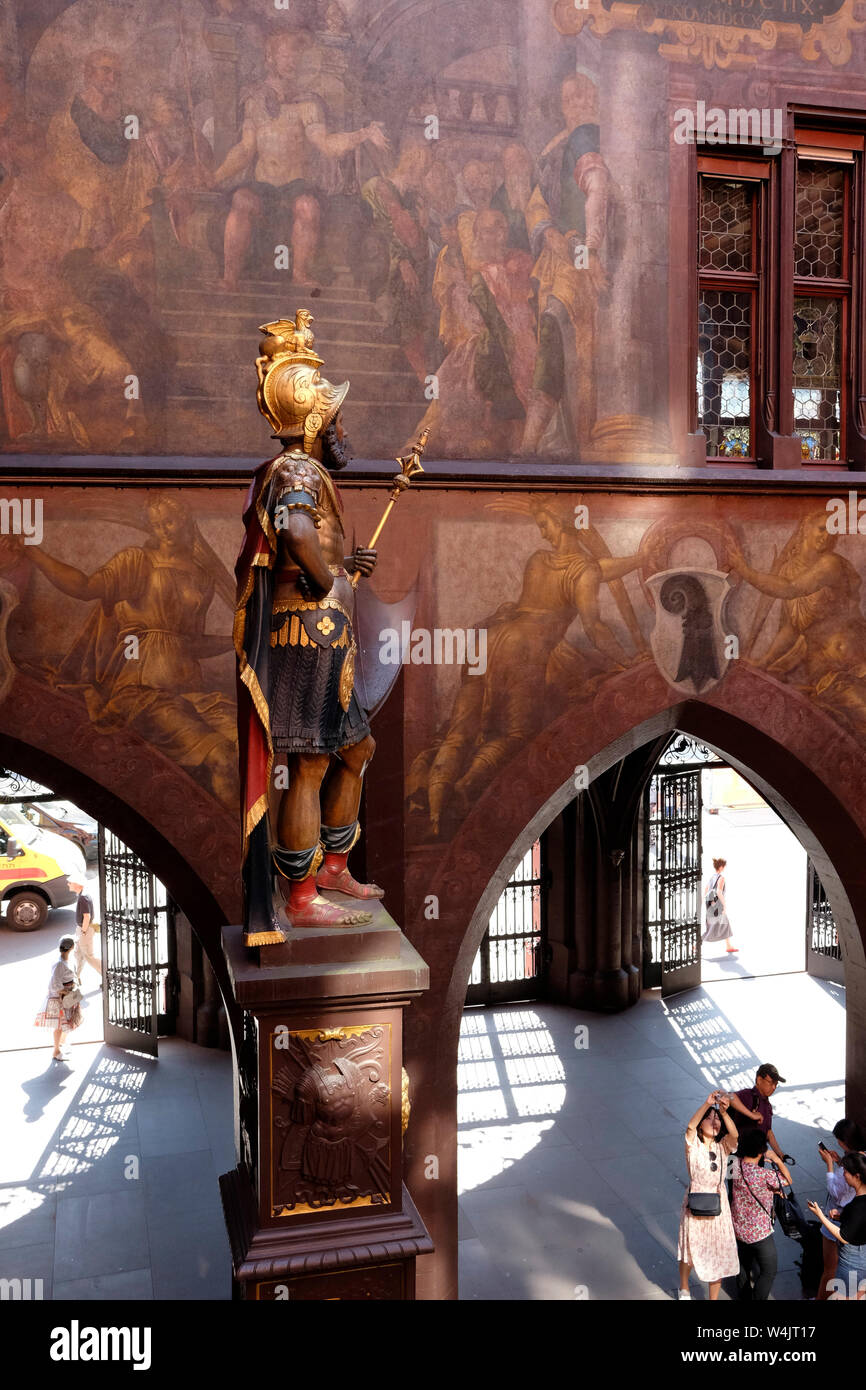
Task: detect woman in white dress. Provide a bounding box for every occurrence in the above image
[678,1091,740,1299]
[703,856,737,953]
[34,935,82,1062]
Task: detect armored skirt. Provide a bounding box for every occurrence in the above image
[268,597,370,754]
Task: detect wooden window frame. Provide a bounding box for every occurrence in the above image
[791,136,859,466]
[692,122,866,470]
[697,162,766,464]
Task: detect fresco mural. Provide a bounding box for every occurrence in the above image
[0,489,241,806]
[2,481,866,852]
[0,0,578,459]
[4,0,860,462]
[401,494,866,845]
[0,480,392,813]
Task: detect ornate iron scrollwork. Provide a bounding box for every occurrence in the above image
[0,770,55,801]
[659,734,723,767]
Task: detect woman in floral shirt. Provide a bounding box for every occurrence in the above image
[730,1128,792,1300]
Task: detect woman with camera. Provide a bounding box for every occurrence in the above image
[808,1151,866,1300]
[815,1118,866,1299]
[678,1091,739,1300]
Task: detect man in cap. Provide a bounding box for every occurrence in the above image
[728,1064,787,1162]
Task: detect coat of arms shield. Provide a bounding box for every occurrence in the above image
[646,568,733,695]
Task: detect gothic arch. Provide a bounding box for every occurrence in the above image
[404,659,866,1298]
[0,674,240,1034]
[431,662,866,1059]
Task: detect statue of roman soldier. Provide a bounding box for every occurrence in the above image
[235,311,390,946]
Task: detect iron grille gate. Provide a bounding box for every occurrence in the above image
[645,767,702,996]
[98,826,174,1055]
[466,840,545,1004]
[806,861,843,985]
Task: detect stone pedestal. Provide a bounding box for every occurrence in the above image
[219,906,432,1300]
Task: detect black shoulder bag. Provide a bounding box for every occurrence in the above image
[687,1140,722,1217]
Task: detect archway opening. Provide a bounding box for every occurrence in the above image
[0,730,238,1042]
[451,708,864,1301]
[0,752,237,1299]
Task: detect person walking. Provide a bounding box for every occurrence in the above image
[808,1152,866,1300]
[730,1129,792,1300]
[703,856,737,953]
[34,934,83,1062]
[68,876,102,982]
[816,1121,866,1299]
[678,1090,740,1300]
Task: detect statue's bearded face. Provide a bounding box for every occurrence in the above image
[320,411,351,472]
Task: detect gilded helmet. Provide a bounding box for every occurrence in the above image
[255,309,349,453]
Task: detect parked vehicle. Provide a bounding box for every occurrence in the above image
[21,802,98,861]
[0,805,86,930]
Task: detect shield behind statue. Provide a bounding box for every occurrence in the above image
[646,568,733,696]
[352,581,418,718]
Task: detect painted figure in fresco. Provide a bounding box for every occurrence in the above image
[23,496,237,805]
[362,143,433,382]
[519,72,611,457]
[214,30,389,288]
[429,188,475,363]
[730,513,866,737]
[409,502,647,836]
[412,209,535,456]
[491,142,534,252]
[144,89,215,250]
[421,160,461,261]
[46,48,154,288]
[417,148,536,450]
[0,119,142,450]
[236,311,387,944]
[456,160,501,274]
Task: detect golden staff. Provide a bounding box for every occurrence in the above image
[350,428,429,587]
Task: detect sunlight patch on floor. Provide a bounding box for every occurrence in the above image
[458,1119,558,1194]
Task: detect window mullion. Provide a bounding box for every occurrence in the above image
[847,155,866,468]
[771,143,798,464]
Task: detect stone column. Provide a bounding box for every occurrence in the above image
[542,804,573,999]
[626,828,642,1004]
[591,31,676,464]
[592,844,630,1009]
[570,795,594,1004]
[196,949,220,1048]
[174,910,199,1042]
